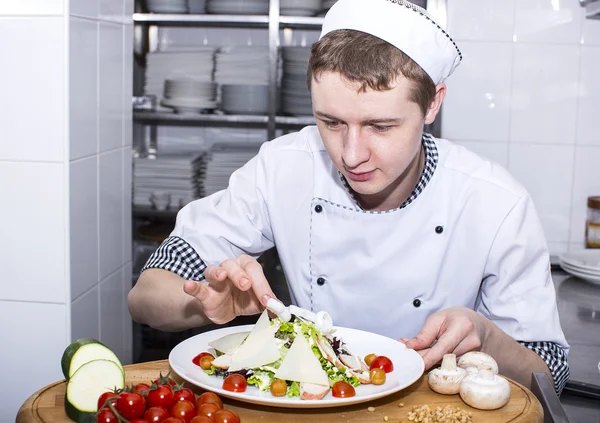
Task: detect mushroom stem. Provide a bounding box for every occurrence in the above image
[441,353,458,371]
[479,367,495,381]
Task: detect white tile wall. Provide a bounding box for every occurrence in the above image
[99,149,124,280]
[100,268,125,360]
[70,17,99,160]
[443,41,513,142]
[1,2,134,420]
[0,17,65,162]
[99,22,124,153]
[123,148,133,263]
[576,46,600,146]
[1,301,66,420]
[70,156,99,300]
[510,43,580,144]
[444,0,600,255]
[122,262,133,365]
[0,162,66,303]
[0,0,63,15]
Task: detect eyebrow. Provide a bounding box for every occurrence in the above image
[314,111,402,125]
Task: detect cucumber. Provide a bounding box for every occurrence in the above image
[65,359,125,423]
[61,338,123,379]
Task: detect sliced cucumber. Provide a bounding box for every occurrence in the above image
[61,338,123,379]
[65,359,125,422]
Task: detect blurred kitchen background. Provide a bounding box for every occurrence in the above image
[1,0,599,420]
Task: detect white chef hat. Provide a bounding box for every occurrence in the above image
[320,0,462,84]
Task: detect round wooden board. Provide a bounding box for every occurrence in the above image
[17,360,543,423]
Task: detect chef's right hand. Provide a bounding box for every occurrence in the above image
[182,254,277,325]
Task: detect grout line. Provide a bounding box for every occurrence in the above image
[64,0,73,344]
[0,298,66,305]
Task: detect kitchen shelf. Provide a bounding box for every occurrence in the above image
[133,13,323,29]
[133,13,270,27]
[133,111,315,127]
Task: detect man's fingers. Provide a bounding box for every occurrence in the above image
[204,265,227,282]
[237,255,276,306]
[218,259,254,291]
[183,280,210,299]
[404,314,445,350]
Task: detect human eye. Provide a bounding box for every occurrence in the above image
[372,124,392,132]
[323,120,341,129]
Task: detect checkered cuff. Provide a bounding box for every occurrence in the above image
[141,236,207,281]
[519,341,570,395]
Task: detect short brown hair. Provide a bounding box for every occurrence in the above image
[307,30,436,116]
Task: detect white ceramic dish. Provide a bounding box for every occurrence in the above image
[169,325,424,409]
[559,250,600,272]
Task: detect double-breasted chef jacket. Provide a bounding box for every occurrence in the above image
[143,125,570,390]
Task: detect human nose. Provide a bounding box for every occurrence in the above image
[342,127,369,168]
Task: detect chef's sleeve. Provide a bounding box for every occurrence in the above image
[141,143,275,281]
[477,194,570,395]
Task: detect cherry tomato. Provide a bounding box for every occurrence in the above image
[270,379,287,397]
[197,403,220,418]
[331,381,356,398]
[369,355,394,373]
[192,352,215,367]
[364,353,377,367]
[143,406,170,423]
[147,385,176,409]
[163,418,184,423]
[98,392,119,410]
[97,408,118,423]
[129,420,149,423]
[170,400,196,423]
[213,409,240,423]
[136,383,151,395]
[222,374,247,392]
[190,417,214,423]
[154,375,178,387]
[369,368,386,385]
[175,388,196,404]
[116,392,146,420]
[195,392,223,410]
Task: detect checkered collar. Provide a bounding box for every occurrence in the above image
[339,133,438,211]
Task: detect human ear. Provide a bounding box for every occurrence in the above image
[424,83,447,125]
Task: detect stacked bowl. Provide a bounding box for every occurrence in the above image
[146,0,188,13]
[280,46,312,116]
[221,84,270,115]
[206,0,269,14]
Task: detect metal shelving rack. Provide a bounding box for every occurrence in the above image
[132,0,324,145]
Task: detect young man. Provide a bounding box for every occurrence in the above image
[128,0,569,393]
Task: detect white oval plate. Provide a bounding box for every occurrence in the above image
[168,325,424,409]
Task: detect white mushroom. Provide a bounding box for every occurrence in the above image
[459,367,511,410]
[427,353,467,395]
[458,351,499,375]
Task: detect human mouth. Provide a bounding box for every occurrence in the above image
[346,170,375,182]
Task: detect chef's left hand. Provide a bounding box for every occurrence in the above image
[402,306,489,370]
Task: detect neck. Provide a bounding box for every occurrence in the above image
[356,145,425,212]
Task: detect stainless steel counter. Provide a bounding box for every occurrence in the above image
[551,269,600,422]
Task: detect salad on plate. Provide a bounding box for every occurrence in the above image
[192,301,394,400]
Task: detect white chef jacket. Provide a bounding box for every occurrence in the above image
[144,126,569,388]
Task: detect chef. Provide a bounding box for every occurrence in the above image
[128,0,570,394]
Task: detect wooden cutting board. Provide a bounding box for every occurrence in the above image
[17,360,543,423]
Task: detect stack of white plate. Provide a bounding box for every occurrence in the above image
[206,0,269,14]
[221,84,270,115]
[215,46,270,86]
[198,146,261,196]
[559,250,600,285]
[144,49,215,102]
[161,78,217,113]
[134,155,206,210]
[280,46,312,116]
[281,0,322,16]
[146,0,188,13]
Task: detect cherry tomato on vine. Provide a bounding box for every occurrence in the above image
[97,408,118,423]
[331,381,356,398]
[135,383,151,395]
[222,374,247,392]
[163,418,184,423]
[174,388,196,404]
[197,403,220,419]
[147,384,176,409]
[190,417,214,423]
[129,419,149,423]
[97,392,119,410]
[213,409,240,423]
[369,355,394,373]
[170,400,196,423]
[116,392,146,420]
[195,392,223,410]
[143,406,170,423]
